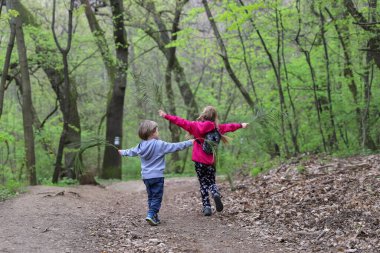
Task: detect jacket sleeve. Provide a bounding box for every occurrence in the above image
[219,123,242,135]
[164,114,215,136]
[160,140,193,154]
[164,114,194,133]
[119,146,139,157]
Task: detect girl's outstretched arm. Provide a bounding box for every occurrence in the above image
[219,122,249,134]
[158,110,193,133]
[158,110,167,118]
[158,110,215,136]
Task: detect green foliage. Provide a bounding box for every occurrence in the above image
[0,180,25,202]
[0,9,19,21]
[40,177,78,186]
[165,28,198,49]
[296,165,306,174]
[1,0,379,188]
[251,167,262,177]
[73,137,118,177]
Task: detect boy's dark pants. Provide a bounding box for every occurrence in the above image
[143,177,164,217]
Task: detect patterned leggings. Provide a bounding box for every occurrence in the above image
[195,162,219,208]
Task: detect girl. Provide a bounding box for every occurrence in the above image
[158,106,248,216]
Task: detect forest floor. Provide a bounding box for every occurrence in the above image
[0,154,379,253]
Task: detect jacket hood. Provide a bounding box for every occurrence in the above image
[137,139,158,160]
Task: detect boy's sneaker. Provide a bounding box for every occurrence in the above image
[146,214,158,226]
[213,193,223,212]
[203,206,212,216]
[153,214,161,224]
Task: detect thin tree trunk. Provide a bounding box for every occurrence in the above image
[238,0,295,156]
[362,63,376,149]
[162,0,186,173]
[129,34,147,121]
[7,0,37,185]
[361,0,377,150]
[295,0,327,153]
[0,23,16,120]
[279,10,299,154]
[140,0,199,119]
[236,26,258,102]
[319,7,338,150]
[202,0,255,110]
[274,7,289,156]
[325,7,365,148]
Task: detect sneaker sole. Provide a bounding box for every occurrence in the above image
[203,207,212,216]
[146,217,158,226]
[214,195,223,212]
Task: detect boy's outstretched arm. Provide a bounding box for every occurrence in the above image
[118,147,139,157]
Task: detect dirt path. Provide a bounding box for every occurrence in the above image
[0,178,291,253]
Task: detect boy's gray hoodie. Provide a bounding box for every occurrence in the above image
[119,139,193,179]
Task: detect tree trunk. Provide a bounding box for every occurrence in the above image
[8,0,37,185]
[81,0,127,179]
[101,0,129,179]
[12,0,81,181]
[161,0,185,173]
[51,0,76,183]
[80,0,116,83]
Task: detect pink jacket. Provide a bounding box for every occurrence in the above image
[164,114,242,165]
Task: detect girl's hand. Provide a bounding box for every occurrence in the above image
[241,123,249,128]
[158,110,167,117]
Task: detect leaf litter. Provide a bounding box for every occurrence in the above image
[71,154,380,252]
[217,154,380,253]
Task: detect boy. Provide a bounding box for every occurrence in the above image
[118,120,193,225]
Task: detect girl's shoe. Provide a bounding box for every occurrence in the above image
[203,206,212,216]
[213,193,223,212]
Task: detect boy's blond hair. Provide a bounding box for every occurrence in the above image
[138,120,158,140]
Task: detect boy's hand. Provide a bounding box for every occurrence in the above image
[189,139,195,144]
[241,123,249,128]
[118,150,124,156]
[158,110,167,117]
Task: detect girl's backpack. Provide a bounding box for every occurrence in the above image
[202,128,221,154]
